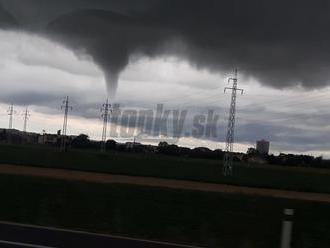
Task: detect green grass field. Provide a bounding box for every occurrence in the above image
[1,143,330,193]
[0,173,329,248]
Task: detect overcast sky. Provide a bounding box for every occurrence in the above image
[1,1,330,157]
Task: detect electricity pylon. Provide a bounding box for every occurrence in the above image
[101,98,112,152]
[22,107,30,132]
[60,96,72,151]
[7,104,15,129]
[223,69,244,176]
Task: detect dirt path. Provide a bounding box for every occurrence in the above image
[1,164,330,203]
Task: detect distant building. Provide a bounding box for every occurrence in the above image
[256,139,270,155]
[125,142,142,149]
[247,156,267,164]
[0,128,38,144]
[38,133,59,145]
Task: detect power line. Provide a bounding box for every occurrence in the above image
[60,96,72,151]
[223,69,244,176]
[100,98,112,152]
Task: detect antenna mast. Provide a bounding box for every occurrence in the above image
[223,69,244,176]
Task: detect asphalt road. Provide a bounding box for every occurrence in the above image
[0,221,202,248]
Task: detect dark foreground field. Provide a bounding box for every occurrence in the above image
[1,144,330,247]
[1,144,330,193]
[0,173,329,248]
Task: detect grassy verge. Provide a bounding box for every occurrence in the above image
[0,173,330,247]
[1,143,330,193]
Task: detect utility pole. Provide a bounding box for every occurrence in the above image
[61,96,72,151]
[22,107,30,132]
[101,98,111,152]
[7,104,15,129]
[223,69,244,176]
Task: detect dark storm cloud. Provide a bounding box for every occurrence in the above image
[1,0,330,96]
[0,2,17,28]
[0,92,59,106]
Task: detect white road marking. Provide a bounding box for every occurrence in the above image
[0,221,203,248]
[0,240,56,248]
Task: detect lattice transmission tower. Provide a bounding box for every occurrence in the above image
[61,96,72,151]
[223,69,244,176]
[100,98,112,152]
[7,104,15,129]
[22,107,30,132]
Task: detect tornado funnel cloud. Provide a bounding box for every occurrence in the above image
[105,71,119,99]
